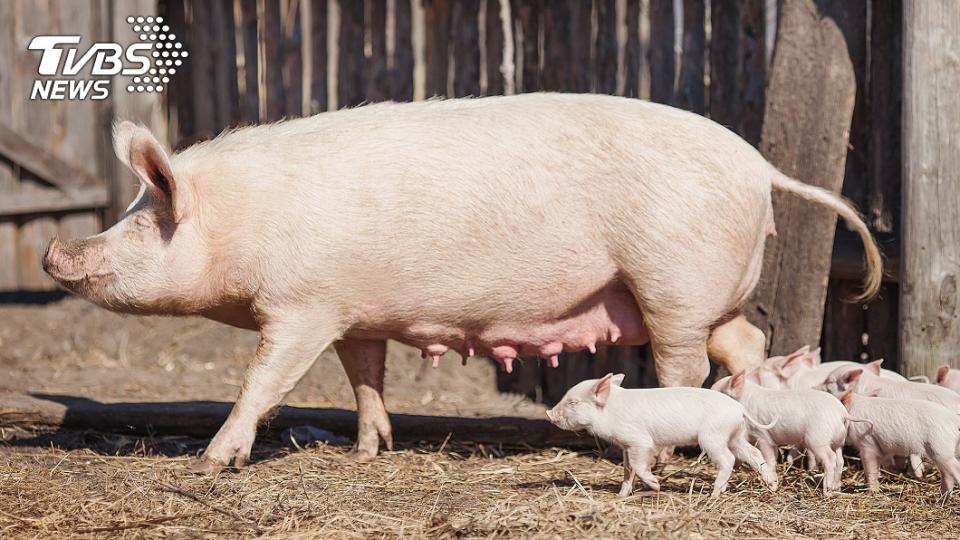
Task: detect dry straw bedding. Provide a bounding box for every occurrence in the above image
[1,431,957,539]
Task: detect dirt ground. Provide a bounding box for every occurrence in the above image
[2,299,959,538]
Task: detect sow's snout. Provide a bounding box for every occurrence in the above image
[42,236,106,284]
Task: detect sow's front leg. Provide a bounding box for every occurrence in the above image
[191,312,341,473]
[335,339,393,460]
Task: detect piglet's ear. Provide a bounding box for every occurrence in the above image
[936,365,951,384]
[844,368,864,386]
[779,355,806,379]
[865,359,883,376]
[114,120,192,223]
[592,373,616,406]
[610,373,626,387]
[838,389,854,408]
[746,368,763,386]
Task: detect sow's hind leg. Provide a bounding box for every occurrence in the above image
[335,339,393,461]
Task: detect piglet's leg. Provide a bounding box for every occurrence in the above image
[618,448,635,497]
[625,446,660,493]
[193,316,339,473]
[335,339,392,461]
[860,449,882,493]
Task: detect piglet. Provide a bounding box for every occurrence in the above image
[767,346,906,390]
[936,366,960,395]
[819,362,960,414]
[719,369,866,494]
[546,373,779,497]
[839,391,960,497]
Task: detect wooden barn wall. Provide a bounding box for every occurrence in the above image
[0,0,112,296]
[149,0,902,400]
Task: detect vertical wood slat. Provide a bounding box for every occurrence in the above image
[450,0,480,97]
[622,0,641,98]
[366,0,389,102]
[867,0,901,235]
[595,0,618,95]
[514,0,540,93]
[337,0,365,107]
[483,0,504,95]
[212,0,240,130]
[709,0,738,129]
[258,0,286,120]
[0,159,16,290]
[188,0,218,136]
[282,0,303,115]
[677,0,704,113]
[424,0,451,97]
[238,0,260,122]
[738,0,765,145]
[648,0,674,104]
[305,0,327,113]
[901,0,960,377]
[390,0,414,100]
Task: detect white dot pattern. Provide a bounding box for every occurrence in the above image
[124,14,187,94]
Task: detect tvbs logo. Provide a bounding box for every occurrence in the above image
[28,15,187,101]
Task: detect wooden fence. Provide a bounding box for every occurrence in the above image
[0,0,915,402]
[0,1,113,296]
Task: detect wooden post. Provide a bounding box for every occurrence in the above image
[900,1,960,376]
[743,0,857,355]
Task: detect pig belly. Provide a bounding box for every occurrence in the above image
[348,281,648,371]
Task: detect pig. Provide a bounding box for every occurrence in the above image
[820,363,960,478]
[41,93,882,472]
[766,346,906,390]
[546,373,779,496]
[936,366,960,395]
[718,369,870,494]
[839,391,960,497]
[819,363,960,414]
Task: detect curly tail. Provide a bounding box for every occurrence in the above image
[744,412,778,431]
[771,172,883,302]
[845,416,875,433]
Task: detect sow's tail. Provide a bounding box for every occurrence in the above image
[771,172,883,302]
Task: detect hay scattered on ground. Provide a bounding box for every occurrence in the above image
[1,430,957,539]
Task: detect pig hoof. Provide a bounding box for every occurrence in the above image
[187,457,226,475]
[350,449,377,462]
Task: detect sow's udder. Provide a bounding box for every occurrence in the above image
[351,282,649,373]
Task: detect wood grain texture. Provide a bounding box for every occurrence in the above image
[647,0,674,104]
[900,0,960,376]
[451,0,481,97]
[744,0,857,356]
[258,0,287,120]
[424,0,451,97]
[677,0,704,113]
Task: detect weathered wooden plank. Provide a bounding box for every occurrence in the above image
[303,0,327,113]
[837,0,868,217]
[514,0,540,93]
[901,0,960,376]
[187,0,218,136]
[677,0,704,113]
[0,123,101,191]
[623,0,641,98]
[822,280,865,362]
[483,0,504,95]
[58,212,101,244]
[390,0,415,100]
[0,186,109,217]
[211,0,240,129]
[0,0,13,128]
[540,1,571,92]
[337,0,366,106]
[709,0,738,129]
[0,160,16,290]
[424,0,451,97]
[281,0,303,116]
[15,183,58,291]
[237,0,261,122]
[648,0,674,104]
[743,0,857,355]
[166,0,195,141]
[865,283,899,371]
[451,0,481,97]
[739,0,765,145]
[258,0,287,120]
[595,0,618,95]
[366,0,390,102]
[867,0,901,235]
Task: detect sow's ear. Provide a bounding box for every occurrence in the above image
[113,120,192,223]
